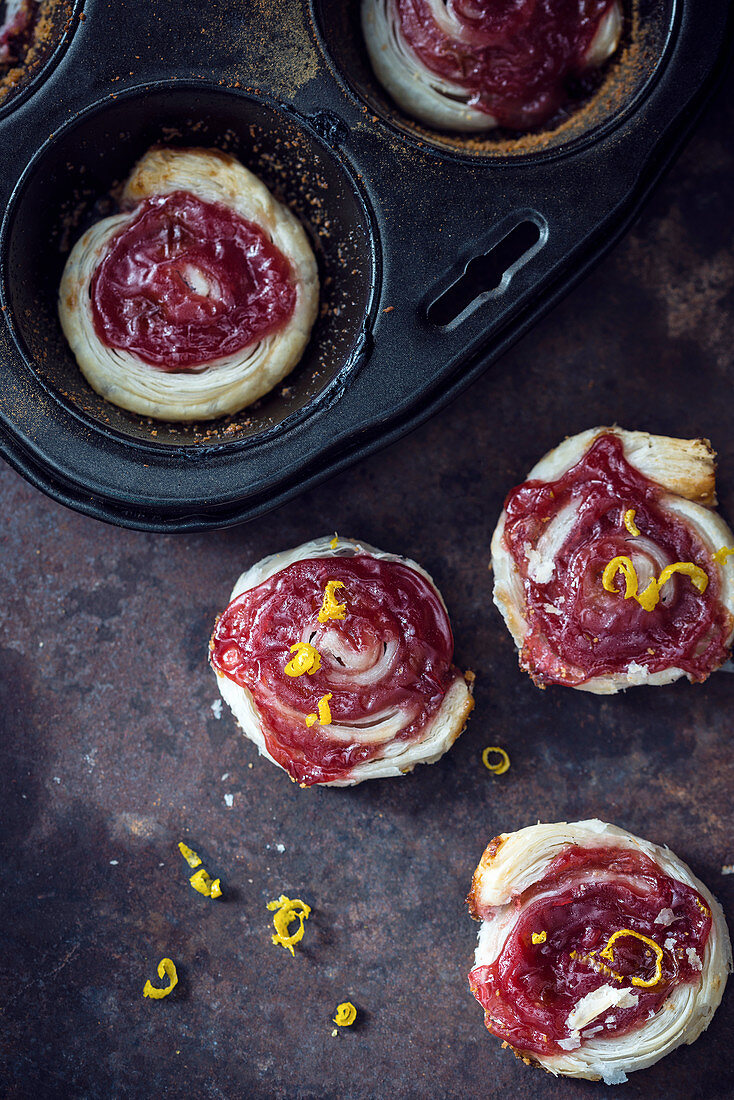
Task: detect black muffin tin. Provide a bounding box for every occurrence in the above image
[0,0,731,531]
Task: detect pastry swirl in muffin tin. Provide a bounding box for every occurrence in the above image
[58,146,319,421]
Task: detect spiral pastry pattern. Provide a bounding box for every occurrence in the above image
[491,428,734,693]
[58,146,318,421]
[210,537,474,786]
[468,819,732,1083]
[361,0,623,132]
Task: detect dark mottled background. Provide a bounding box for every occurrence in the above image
[1,21,734,1100]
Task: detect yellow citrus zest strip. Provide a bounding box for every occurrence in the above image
[636,579,660,612]
[657,561,709,595]
[330,534,339,550]
[333,1001,357,1026]
[267,895,311,956]
[695,897,710,916]
[284,642,322,677]
[318,693,333,724]
[318,580,347,623]
[623,509,641,537]
[306,693,333,727]
[602,556,638,600]
[713,546,734,566]
[603,556,709,611]
[143,957,178,1000]
[599,929,664,989]
[482,746,510,775]
[178,841,202,869]
[578,949,624,983]
[531,931,547,945]
[189,868,222,898]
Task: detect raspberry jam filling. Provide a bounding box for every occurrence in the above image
[501,433,732,685]
[91,190,296,370]
[210,555,460,786]
[396,0,618,129]
[469,844,712,1056]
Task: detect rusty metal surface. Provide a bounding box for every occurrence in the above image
[2,59,734,1100]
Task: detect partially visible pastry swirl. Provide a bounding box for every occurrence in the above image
[468,819,732,1083]
[362,0,623,132]
[58,147,319,421]
[209,537,474,786]
[0,0,37,68]
[491,427,734,692]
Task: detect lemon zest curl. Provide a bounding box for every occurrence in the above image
[306,693,333,727]
[285,642,322,677]
[714,546,734,566]
[602,555,708,612]
[599,928,664,989]
[657,561,708,594]
[189,868,222,899]
[602,556,639,600]
[531,931,547,945]
[178,841,202,869]
[178,841,222,897]
[482,746,510,775]
[318,581,347,623]
[333,1001,357,1026]
[143,957,178,999]
[623,509,641,537]
[636,579,660,612]
[267,895,311,956]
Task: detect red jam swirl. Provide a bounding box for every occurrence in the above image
[210,555,461,786]
[469,844,712,1056]
[396,0,618,129]
[90,190,297,370]
[501,433,732,686]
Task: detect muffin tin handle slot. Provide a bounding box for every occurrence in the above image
[427,216,547,328]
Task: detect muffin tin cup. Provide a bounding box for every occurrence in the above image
[1,82,379,450]
[0,0,84,120]
[0,0,731,530]
[311,0,679,164]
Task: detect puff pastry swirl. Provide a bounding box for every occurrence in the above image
[210,536,474,786]
[58,147,318,421]
[491,427,734,692]
[468,819,732,1083]
[362,0,623,132]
